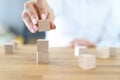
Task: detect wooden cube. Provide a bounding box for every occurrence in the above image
[36,51,49,64]
[96,47,110,59]
[74,46,87,57]
[110,47,117,57]
[12,40,19,50]
[4,43,15,54]
[38,20,50,32]
[78,54,96,70]
[37,39,48,52]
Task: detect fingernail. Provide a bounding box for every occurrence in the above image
[32,19,37,24]
[50,22,56,29]
[41,13,46,20]
[33,25,38,31]
[31,28,35,33]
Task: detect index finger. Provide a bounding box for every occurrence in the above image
[35,0,48,19]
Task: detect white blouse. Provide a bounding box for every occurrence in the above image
[47,0,119,47]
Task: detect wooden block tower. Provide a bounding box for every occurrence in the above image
[36,19,50,64]
[37,39,49,64]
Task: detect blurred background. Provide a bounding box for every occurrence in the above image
[0,0,120,46]
[0,0,45,45]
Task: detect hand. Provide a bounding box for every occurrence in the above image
[67,39,96,48]
[22,0,56,33]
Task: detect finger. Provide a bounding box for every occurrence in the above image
[50,21,56,29]
[88,42,96,48]
[72,40,86,47]
[22,10,38,33]
[35,0,46,8]
[24,1,38,25]
[67,43,74,48]
[35,0,56,29]
[47,9,56,29]
[35,0,48,20]
[67,40,74,47]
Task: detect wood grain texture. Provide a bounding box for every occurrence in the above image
[110,47,117,57]
[74,46,87,57]
[12,40,19,50]
[36,52,49,64]
[96,47,110,59]
[37,39,48,52]
[78,54,96,70]
[0,45,120,80]
[38,20,50,32]
[4,43,15,54]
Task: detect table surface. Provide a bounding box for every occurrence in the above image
[0,45,120,80]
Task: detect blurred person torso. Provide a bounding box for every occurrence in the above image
[47,0,118,47]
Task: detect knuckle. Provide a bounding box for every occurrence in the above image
[31,12,37,19]
[22,11,27,18]
[24,1,31,9]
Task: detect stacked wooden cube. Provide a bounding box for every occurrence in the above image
[36,20,50,64]
[36,39,49,64]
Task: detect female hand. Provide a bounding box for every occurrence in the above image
[22,0,56,33]
[68,39,96,48]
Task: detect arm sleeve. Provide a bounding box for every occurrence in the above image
[97,8,119,47]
